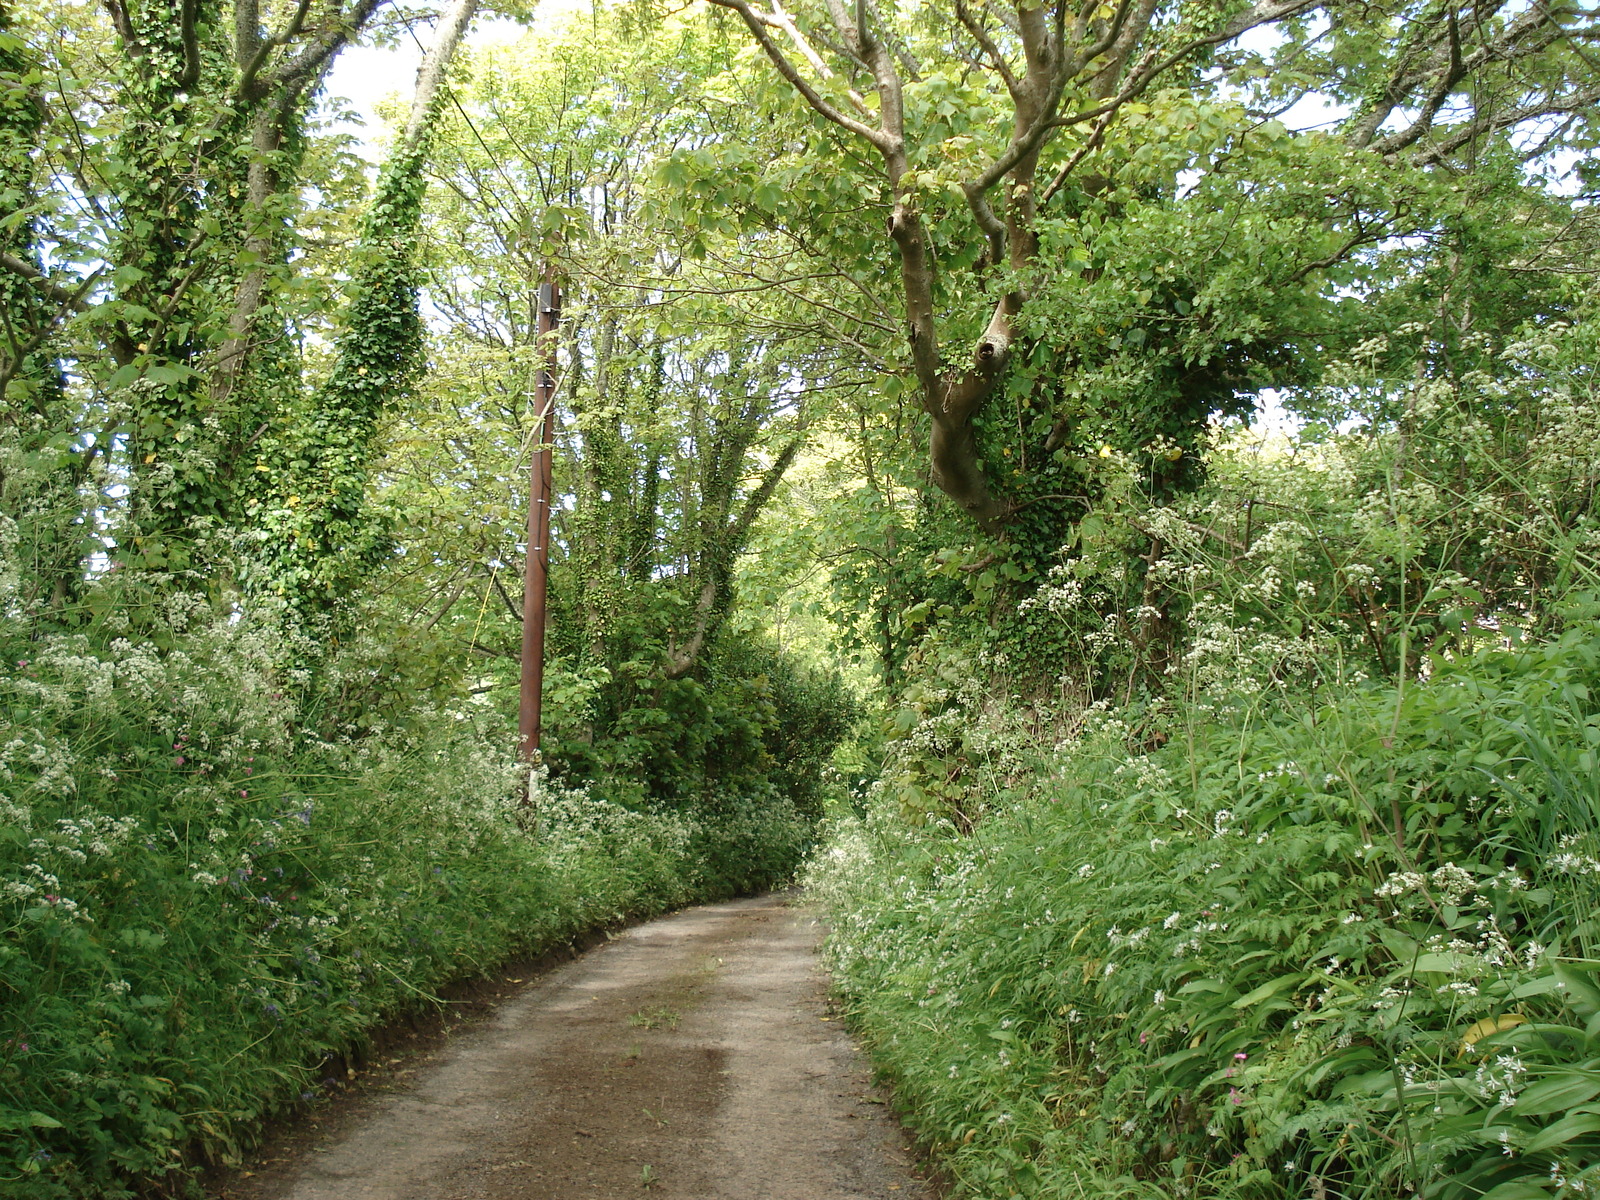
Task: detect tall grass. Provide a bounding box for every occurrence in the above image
[810,626,1600,1199]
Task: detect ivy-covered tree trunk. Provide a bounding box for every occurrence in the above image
[246,0,481,631]
[0,0,83,609]
[0,0,390,588]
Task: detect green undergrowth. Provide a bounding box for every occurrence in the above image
[0,599,812,1199]
[810,626,1600,1199]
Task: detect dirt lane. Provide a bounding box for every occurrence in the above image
[216,894,936,1200]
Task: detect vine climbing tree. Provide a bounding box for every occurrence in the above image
[0,0,484,637]
[244,0,480,630]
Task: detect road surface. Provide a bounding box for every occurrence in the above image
[213,893,937,1200]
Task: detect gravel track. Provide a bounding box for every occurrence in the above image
[212,893,937,1200]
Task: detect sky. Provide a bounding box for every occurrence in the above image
[321,5,585,158]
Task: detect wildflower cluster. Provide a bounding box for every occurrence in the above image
[0,585,811,1198]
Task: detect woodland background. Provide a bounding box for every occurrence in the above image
[1,0,1598,1195]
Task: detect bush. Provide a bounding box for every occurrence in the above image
[0,573,800,1198]
[809,625,1600,1199]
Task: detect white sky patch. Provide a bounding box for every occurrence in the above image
[322,40,424,153]
[321,5,589,159]
[1250,389,1301,437]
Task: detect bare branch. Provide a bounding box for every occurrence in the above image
[871,0,923,79]
[821,0,868,62]
[399,0,482,153]
[1040,0,1323,205]
[1039,104,1116,203]
[732,433,803,546]
[954,0,1022,104]
[1410,82,1600,165]
[1346,14,1447,147]
[1367,8,1469,156]
[758,0,871,116]
[490,568,523,623]
[234,0,261,68]
[1351,0,1576,152]
[427,582,474,634]
[1015,0,1053,80]
[269,0,387,97]
[963,183,1007,262]
[963,0,1143,203]
[1087,0,1160,98]
[1288,223,1389,283]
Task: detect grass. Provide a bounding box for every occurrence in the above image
[810,626,1600,1199]
[629,1005,683,1031]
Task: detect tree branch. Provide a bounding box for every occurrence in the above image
[963,0,1141,202]
[1351,0,1575,153]
[178,0,203,90]
[0,253,94,313]
[1087,0,1160,98]
[1409,82,1600,164]
[269,0,386,96]
[704,0,890,149]
[1040,0,1323,205]
[490,568,523,623]
[757,0,872,116]
[1039,104,1116,203]
[234,0,262,69]
[99,0,143,55]
[399,0,481,153]
[731,433,803,548]
[236,0,313,100]
[954,0,1022,105]
[1366,7,1468,156]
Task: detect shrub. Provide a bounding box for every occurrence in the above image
[809,625,1600,1199]
[0,576,800,1198]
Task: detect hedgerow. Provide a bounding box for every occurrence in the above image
[811,620,1600,1199]
[0,564,813,1198]
[807,305,1600,1200]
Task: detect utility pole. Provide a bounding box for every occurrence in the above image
[520,265,561,765]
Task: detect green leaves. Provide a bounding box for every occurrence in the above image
[1524,1107,1600,1152]
[1514,1075,1600,1118]
[0,1112,65,1131]
[1230,973,1304,1011]
[1477,1184,1557,1200]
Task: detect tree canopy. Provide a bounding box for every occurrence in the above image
[2,0,1600,1194]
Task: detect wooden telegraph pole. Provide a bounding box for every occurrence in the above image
[520,265,561,764]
